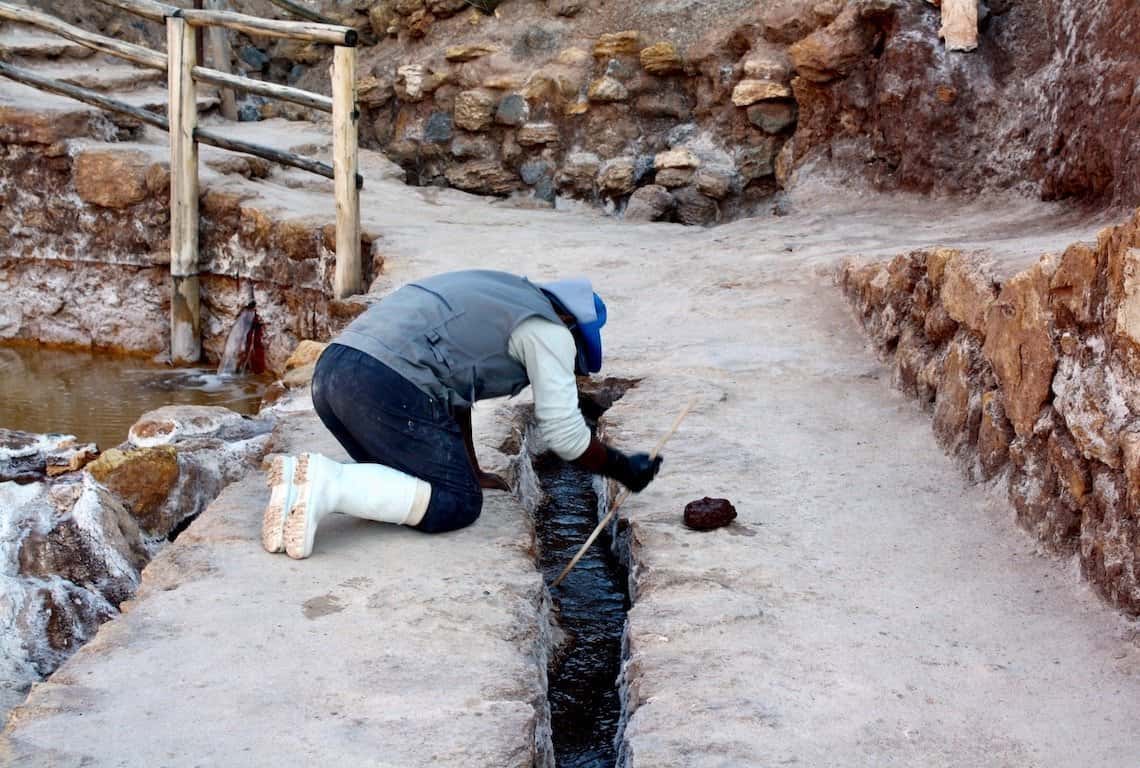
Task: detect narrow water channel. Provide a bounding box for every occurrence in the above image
[0,345,266,449]
[534,453,629,768]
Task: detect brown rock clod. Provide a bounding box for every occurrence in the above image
[683,497,737,530]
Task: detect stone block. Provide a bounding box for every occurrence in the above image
[788,4,885,83]
[454,90,497,131]
[655,168,693,188]
[639,42,683,75]
[654,148,699,170]
[1050,243,1099,326]
[516,122,560,146]
[445,42,500,62]
[695,168,734,200]
[940,251,996,334]
[982,259,1056,437]
[75,150,152,210]
[933,335,981,452]
[624,184,673,222]
[445,160,517,195]
[597,157,636,197]
[731,79,793,106]
[87,446,180,532]
[672,186,718,227]
[978,391,1013,479]
[747,101,797,133]
[557,152,601,194]
[594,31,641,58]
[495,94,530,126]
[588,76,629,102]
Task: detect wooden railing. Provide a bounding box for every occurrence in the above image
[0,0,362,365]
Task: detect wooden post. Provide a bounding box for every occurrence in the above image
[939,0,978,52]
[331,45,361,299]
[168,16,201,364]
[204,0,237,120]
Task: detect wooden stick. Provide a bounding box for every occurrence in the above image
[0,61,170,129]
[263,0,341,26]
[550,397,697,589]
[331,44,361,299]
[168,15,201,365]
[194,126,335,179]
[94,0,177,23]
[203,0,237,120]
[0,2,167,70]
[177,8,357,46]
[191,65,332,112]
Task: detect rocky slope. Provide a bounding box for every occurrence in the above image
[40,0,1130,220]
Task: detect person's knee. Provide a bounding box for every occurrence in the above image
[414,487,482,533]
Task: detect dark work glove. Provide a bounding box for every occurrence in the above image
[574,437,663,493]
[605,450,663,492]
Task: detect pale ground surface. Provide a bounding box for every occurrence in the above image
[3,42,1140,765]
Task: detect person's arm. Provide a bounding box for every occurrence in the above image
[455,406,510,491]
[508,318,662,492]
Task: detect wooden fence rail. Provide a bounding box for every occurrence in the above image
[0,0,363,364]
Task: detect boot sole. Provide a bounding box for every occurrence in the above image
[261,455,295,554]
[283,453,315,560]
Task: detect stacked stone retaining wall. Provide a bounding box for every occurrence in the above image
[840,210,1140,614]
[0,136,375,372]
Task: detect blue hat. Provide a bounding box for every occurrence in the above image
[538,277,607,374]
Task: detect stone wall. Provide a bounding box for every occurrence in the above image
[839,209,1140,615]
[0,137,374,372]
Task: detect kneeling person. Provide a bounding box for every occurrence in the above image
[262,269,663,559]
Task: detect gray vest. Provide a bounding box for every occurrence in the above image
[333,270,563,409]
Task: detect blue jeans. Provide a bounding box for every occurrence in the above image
[310,343,482,533]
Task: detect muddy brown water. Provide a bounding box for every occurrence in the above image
[534,453,629,768]
[0,344,267,450]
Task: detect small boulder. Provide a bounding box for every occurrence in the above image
[673,186,719,226]
[624,184,673,223]
[87,446,180,532]
[596,157,636,197]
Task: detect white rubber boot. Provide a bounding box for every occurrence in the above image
[283,453,432,560]
[261,455,298,554]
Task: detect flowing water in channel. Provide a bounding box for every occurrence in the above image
[534,454,629,768]
[0,345,266,449]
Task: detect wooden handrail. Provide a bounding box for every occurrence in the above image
[192,65,332,112]
[94,0,179,24]
[0,62,356,185]
[0,60,169,128]
[0,1,167,70]
[175,8,357,46]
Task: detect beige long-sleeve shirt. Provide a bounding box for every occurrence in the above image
[506,316,591,461]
